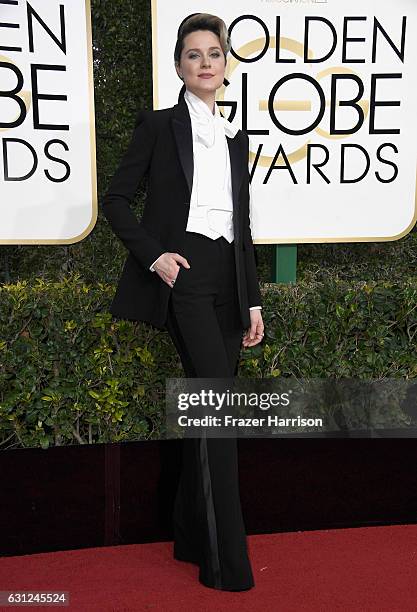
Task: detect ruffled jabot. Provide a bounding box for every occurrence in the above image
[184,88,239,147]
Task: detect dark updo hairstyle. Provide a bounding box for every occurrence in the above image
[174,13,231,99]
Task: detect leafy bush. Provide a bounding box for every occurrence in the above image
[1,274,416,448]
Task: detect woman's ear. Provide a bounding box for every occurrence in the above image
[175,62,183,81]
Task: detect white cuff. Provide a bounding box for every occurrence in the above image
[149,253,165,271]
[249,306,262,310]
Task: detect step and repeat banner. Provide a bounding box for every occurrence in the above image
[1,1,416,245]
[0,0,96,244]
[152,0,417,244]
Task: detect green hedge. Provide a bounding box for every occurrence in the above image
[1,274,416,448]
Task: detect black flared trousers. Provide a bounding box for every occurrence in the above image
[165,231,254,591]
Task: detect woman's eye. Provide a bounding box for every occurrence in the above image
[188,52,221,59]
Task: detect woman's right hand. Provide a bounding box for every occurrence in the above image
[153,252,190,287]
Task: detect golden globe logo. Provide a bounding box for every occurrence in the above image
[0,0,96,244]
[216,14,406,186]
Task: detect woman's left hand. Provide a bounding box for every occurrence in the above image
[242,309,264,348]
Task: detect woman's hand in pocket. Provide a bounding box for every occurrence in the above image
[153,252,190,287]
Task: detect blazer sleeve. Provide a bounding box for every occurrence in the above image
[101,110,166,271]
[241,131,263,309]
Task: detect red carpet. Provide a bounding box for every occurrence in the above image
[0,525,416,611]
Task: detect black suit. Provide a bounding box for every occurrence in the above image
[101,94,262,331]
[102,93,260,591]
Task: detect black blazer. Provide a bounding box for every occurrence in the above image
[101,93,262,331]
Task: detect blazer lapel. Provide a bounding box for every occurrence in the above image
[226,134,244,217]
[171,96,194,197]
[170,95,244,214]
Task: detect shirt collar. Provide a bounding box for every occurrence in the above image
[184,88,239,139]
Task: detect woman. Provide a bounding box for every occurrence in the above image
[102,13,264,591]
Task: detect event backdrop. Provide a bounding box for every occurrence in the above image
[1,1,416,245]
[152,0,417,244]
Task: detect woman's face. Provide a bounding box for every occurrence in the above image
[176,29,226,97]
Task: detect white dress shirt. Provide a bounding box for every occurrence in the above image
[183,87,235,242]
[149,89,261,311]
